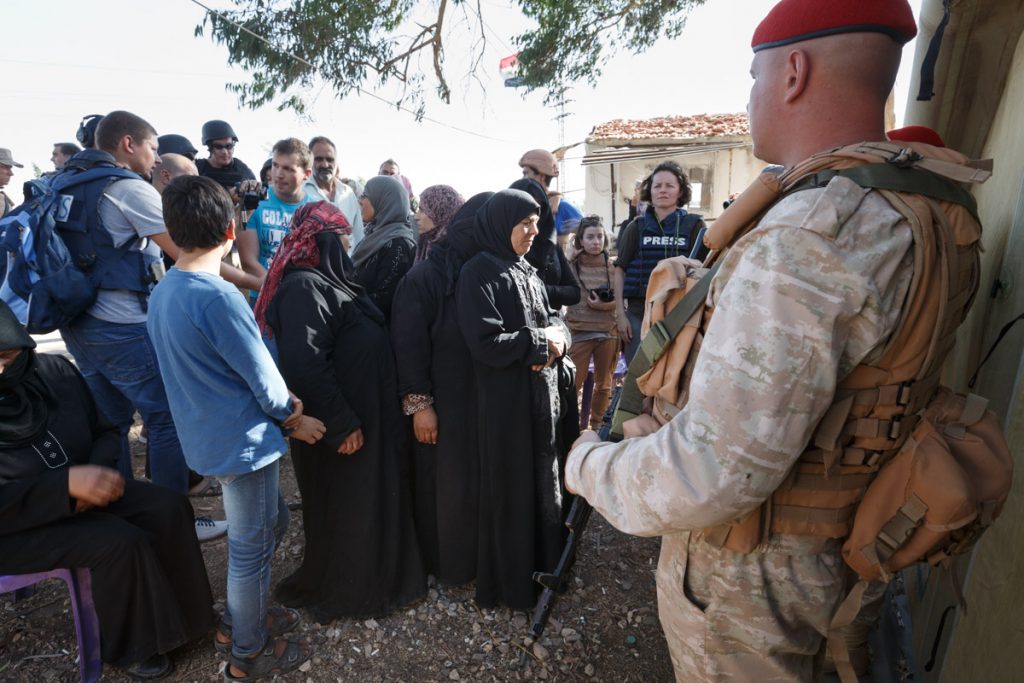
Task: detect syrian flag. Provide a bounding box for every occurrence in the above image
[500,54,523,87]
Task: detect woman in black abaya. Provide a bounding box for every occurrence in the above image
[509,177,580,309]
[391,192,491,586]
[0,301,213,679]
[259,201,425,621]
[456,189,579,610]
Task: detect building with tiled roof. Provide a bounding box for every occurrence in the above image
[590,113,750,144]
[582,112,761,232]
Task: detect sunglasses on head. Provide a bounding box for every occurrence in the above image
[209,143,235,151]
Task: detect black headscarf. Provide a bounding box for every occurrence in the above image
[474,189,541,262]
[509,178,556,271]
[0,301,51,449]
[310,231,362,297]
[311,231,385,325]
[428,191,494,294]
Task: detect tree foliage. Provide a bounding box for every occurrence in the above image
[196,0,704,115]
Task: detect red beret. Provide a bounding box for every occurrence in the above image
[752,0,917,52]
[887,125,946,147]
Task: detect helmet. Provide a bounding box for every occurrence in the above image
[76,114,104,149]
[157,134,199,159]
[201,120,239,145]
[518,148,559,177]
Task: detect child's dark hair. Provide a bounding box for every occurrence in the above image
[161,175,234,250]
[574,214,609,251]
[639,160,692,207]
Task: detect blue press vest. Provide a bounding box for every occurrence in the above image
[55,150,162,296]
[622,208,702,300]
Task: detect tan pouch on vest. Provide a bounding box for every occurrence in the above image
[841,390,1012,582]
[924,389,1014,559]
[635,257,708,424]
[842,419,977,581]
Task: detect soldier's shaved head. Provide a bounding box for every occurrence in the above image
[152,152,198,194]
[748,32,902,167]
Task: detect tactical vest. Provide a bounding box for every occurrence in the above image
[621,209,703,300]
[695,142,989,553]
[58,150,163,297]
[612,141,994,541]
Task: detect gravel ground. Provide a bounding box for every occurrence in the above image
[1,426,674,682]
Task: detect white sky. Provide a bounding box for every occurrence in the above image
[2,0,922,206]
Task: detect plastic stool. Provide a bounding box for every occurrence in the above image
[0,568,102,683]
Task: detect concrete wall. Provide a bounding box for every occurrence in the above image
[582,141,762,237]
[939,26,1024,683]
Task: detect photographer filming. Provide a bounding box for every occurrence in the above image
[196,119,257,189]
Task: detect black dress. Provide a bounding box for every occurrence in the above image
[352,237,415,321]
[391,259,479,586]
[268,263,426,621]
[457,250,578,609]
[0,354,214,666]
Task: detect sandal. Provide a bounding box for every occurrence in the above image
[223,635,313,682]
[214,606,301,654]
[189,476,222,497]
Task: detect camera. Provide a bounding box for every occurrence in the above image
[592,287,615,303]
[234,182,268,211]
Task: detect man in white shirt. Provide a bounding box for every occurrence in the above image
[303,136,364,247]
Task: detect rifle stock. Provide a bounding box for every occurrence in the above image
[529,387,623,639]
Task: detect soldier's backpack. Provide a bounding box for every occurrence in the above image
[0,151,141,334]
[610,141,1012,683]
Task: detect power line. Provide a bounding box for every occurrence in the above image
[0,58,225,79]
[187,0,518,144]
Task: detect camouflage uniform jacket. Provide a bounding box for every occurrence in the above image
[566,175,916,680]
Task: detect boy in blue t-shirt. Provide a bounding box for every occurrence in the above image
[148,175,324,681]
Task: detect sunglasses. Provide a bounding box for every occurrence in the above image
[209,143,235,151]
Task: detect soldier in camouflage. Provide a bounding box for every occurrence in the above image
[565,0,920,680]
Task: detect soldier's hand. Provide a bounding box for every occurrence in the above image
[571,430,602,452]
[622,414,661,439]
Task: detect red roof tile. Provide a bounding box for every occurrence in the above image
[590,113,749,142]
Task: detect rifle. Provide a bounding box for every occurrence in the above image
[529,388,621,639]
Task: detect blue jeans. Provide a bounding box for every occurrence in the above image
[217,460,286,658]
[61,314,189,493]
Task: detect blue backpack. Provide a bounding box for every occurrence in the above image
[0,153,140,334]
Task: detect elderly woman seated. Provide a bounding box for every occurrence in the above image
[0,301,214,680]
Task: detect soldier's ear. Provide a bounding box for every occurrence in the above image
[783,48,810,103]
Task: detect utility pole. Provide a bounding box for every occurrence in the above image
[552,86,573,193]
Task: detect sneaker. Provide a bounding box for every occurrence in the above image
[195,516,228,543]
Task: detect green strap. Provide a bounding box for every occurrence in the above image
[610,260,722,440]
[802,164,980,222]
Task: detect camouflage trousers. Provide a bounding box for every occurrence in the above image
[656,531,847,682]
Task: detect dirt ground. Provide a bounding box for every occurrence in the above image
[0,425,675,682]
